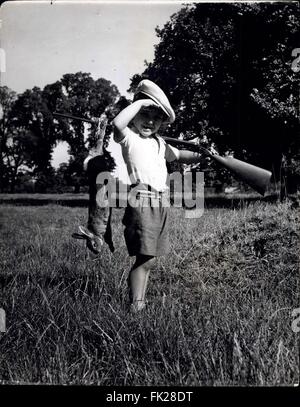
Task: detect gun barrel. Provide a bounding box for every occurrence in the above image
[53,111,96,124]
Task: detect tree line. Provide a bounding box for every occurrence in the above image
[0,73,128,192]
[0,2,299,194]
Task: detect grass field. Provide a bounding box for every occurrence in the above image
[0,200,299,385]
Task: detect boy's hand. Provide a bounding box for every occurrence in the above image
[139,98,159,108]
[113,98,159,142]
[177,149,202,164]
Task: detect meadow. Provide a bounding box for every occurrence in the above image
[0,198,299,385]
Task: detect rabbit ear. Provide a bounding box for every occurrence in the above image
[78,225,95,239]
[72,226,94,240]
[72,226,104,255]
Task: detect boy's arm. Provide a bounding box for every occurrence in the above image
[112,98,158,142]
[177,149,202,164]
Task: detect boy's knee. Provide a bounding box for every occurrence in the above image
[146,257,156,269]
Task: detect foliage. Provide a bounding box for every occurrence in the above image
[0,87,17,191]
[9,87,56,174]
[0,86,33,192]
[0,72,121,192]
[130,2,300,188]
[53,73,119,155]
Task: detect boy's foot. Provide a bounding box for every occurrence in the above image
[130,300,146,313]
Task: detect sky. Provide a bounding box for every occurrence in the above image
[0,0,185,181]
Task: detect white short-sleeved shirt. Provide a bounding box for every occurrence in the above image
[117,127,179,192]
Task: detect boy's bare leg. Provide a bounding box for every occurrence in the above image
[129,255,155,311]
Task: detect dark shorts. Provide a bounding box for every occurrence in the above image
[122,195,170,257]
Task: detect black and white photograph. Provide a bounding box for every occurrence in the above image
[0,0,299,391]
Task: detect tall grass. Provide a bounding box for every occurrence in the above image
[0,201,299,385]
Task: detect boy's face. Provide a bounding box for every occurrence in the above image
[133,106,165,137]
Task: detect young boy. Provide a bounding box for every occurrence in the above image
[113,79,202,312]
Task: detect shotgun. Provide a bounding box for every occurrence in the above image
[162,137,272,196]
[52,111,272,195]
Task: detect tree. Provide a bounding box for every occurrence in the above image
[57,72,119,153]
[0,86,17,191]
[130,2,300,191]
[48,72,120,191]
[0,87,40,192]
[1,73,121,193]
[9,86,57,175]
[2,127,37,192]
